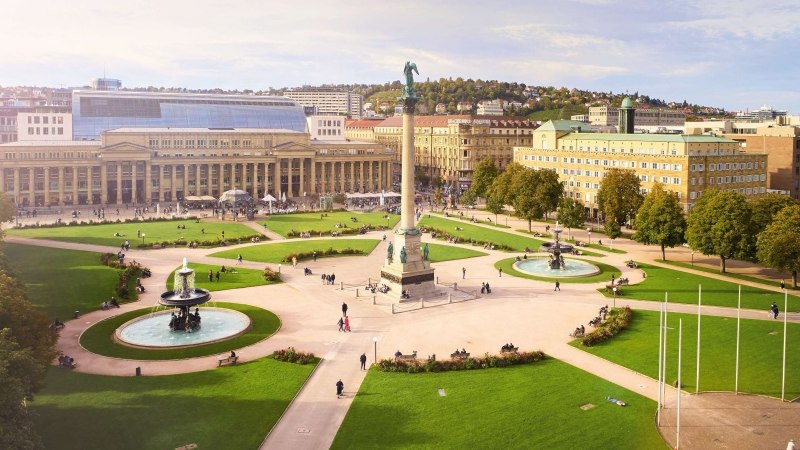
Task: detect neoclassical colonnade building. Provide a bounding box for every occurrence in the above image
[0,128,394,206]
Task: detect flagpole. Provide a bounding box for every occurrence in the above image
[657,302,664,425]
[782,290,788,401]
[735,285,741,394]
[696,284,701,394]
[662,292,669,407]
[677,319,683,450]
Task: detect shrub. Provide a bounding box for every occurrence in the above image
[376,351,546,373]
[580,306,633,347]
[273,347,316,365]
[263,267,281,282]
[281,247,365,262]
[423,226,514,251]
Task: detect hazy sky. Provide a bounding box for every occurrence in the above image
[4,0,799,111]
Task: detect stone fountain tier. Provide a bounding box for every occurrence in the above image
[159,288,211,307]
[539,242,575,254]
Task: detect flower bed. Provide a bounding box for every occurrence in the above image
[272,347,316,364]
[281,247,365,262]
[422,226,514,251]
[16,216,199,229]
[377,350,546,373]
[580,306,633,347]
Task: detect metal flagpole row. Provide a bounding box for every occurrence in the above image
[782,290,788,401]
[657,302,664,426]
[661,293,669,407]
[677,319,683,450]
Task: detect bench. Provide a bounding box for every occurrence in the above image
[500,347,519,354]
[450,352,470,360]
[218,355,239,367]
[395,351,417,361]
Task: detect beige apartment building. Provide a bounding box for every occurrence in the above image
[686,121,800,199]
[0,128,393,207]
[514,120,768,212]
[347,115,538,189]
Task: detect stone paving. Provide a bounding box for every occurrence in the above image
[8,209,800,450]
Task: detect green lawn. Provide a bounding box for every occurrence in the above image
[431,210,511,228]
[571,310,800,399]
[165,263,278,292]
[495,257,621,283]
[80,303,281,360]
[332,359,666,449]
[425,243,487,263]
[7,219,257,247]
[661,259,799,292]
[31,356,315,450]
[418,216,543,252]
[263,211,399,237]
[3,243,128,319]
[600,263,798,311]
[210,239,380,263]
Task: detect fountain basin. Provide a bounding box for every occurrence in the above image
[115,307,251,349]
[513,257,601,278]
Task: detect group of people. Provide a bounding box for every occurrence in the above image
[321,273,336,285]
[135,279,145,293]
[303,267,313,276]
[400,290,410,299]
[50,318,65,331]
[100,297,120,310]
[480,282,492,294]
[58,353,76,369]
[571,325,586,338]
[501,343,517,352]
[337,302,351,332]
[588,305,609,327]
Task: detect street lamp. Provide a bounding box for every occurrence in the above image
[372,336,378,364]
[141,233,145,245]
[691,251,694,266]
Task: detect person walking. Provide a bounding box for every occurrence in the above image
[344,315,351,332]
[342,302,348,317]
[462,267,466,279]
[337,317,345,332]
[554,280,560,291]
[781,279,786,290]
[215,271,220,282]
[208,269,213,282]
[336,379,344,398]
[771,302,779,319]
[313,251,317,262]
[360,353,367,370]
[237,254,243,265]
[499,268,503,277]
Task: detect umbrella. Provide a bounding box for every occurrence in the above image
[262,194,277,202]
[281,192,287,202]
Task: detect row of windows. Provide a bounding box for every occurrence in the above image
[4,151,96,160]
[147,138,271,149]
[689,187,766,199]
[522,154,684,171]
[27,116,65,125]
[27,127,64,135]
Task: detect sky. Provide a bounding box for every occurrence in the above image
[4,0,799,112]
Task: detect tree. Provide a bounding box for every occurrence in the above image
[632,183,687,260]
[0,193,13,224]
[597,168,643,229]
[749,193,798,232]
[557,197,585,240]
[757,204,800,288]
[432,187,443,212]
[469,157,499,199]
[686,189,755,273]
[0,329,45,450]
[511,169,563,232]
[459,189,476,207]
[484,182,506,223]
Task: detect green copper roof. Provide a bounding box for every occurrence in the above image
[621,97,634,108]
[560,133,738,143]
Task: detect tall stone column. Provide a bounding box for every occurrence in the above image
[58,167,64,205]
[170,165,177,201]
[72,167,78,205]
[28,168,35,206]
[183,164,189,198]
[273,158,281,197]
[131,163,138,204]
[339,161,345,192]
[145,162,152,204]
[100,165,108,205]
[320,162,326,193]
[13,168,20,205]
[380,66,435,299]
[310,159,317,194]
[158,165,165,201]
[287,158,294,198]
[115,164,122,205]
[217,164,224,196]
[43,167,50,206]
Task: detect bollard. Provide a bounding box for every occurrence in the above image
[454,282,458,290]
[436,276,439,284]
[448,293,452,303]
[420,298,424,308]
[135,367,141,376]
[392,303,395,314]
[356,288,359,297]
[373,295,376,305]
[340,282,343,290]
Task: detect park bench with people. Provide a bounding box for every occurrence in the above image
[450,349,470,360]
[395,350,418,362]
[218,354,239,367]
[500,344,518,354]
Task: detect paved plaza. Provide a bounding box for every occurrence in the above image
[10,208,800,450]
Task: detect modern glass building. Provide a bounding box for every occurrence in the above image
[72,91,308,140]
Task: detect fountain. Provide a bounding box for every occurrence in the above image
[115,258,251,348]
[513,222,601,278]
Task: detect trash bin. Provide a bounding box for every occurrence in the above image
[73,310,80,319]
[135,367,141,376]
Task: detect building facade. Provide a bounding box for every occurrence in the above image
[17,110,72,141]
[0,128,393,207]
[307,115,345,141]
[282,88,363,119]
[589,105,685,128]
[71,90,308,140]
[349,115,538,189]
[514,120,768,212]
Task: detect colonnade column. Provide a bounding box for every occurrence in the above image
[72,168,78,205]
[359,162,365,192]
[0,169,4,198]
[13,168,20,205]
[145,163,152,204]
[182,164,189,198]
[27,168,34,206]
[217,164,224,196]
[299,158,305,196]
[310,159,316,194]
[100,165,108,205]
[369,161,374,192]
[263,162,269,197]
[251,163,258,199]
[114,164,121,205]
[131,163,138,204]
[377,162,383,191]
[170,165,177,202]
[273,159,281,197]
[287,158,294,198]
[43,167,50,206]
[158,166,165,201]
[319,162,326,193]
[339,162,345,193]
[58,167,64,206]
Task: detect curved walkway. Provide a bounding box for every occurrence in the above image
[9,209,800,450]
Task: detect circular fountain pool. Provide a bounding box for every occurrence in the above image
[115,308,251,348]
[513,258,601,278]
